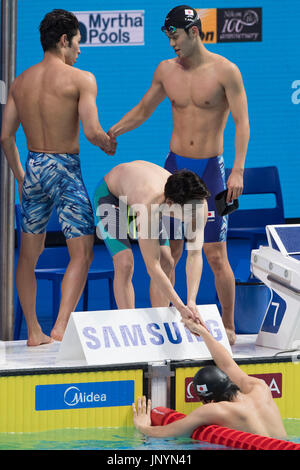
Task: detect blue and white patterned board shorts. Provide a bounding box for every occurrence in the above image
[21,151,95,239]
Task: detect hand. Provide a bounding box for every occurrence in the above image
[182,317,209,337]
[132,396,152,431]
[177,304,198,322]
[100,131,117,155]
[226,168,243,202]
[186,301,208,329]
[107,129,117,154]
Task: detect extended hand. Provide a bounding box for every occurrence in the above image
[186,301,207,327]
[226,169,243,202]
[132,396,152,431]
[182,317,209,337]
[107,129,117,154]
[178,304,198,322]
[100,131,117,155]
[180,302,208,332]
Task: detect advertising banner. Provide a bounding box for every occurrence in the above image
[74,10,144,47]
[56,305,231,366]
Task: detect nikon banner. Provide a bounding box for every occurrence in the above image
[197,7,262,43]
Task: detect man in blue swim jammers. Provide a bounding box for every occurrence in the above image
[1,10,116,346]
[108,6,250,345]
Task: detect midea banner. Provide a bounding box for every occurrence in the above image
[73,10,145,47]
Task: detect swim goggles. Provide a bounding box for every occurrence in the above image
[161,25,177,33]
[161,18,200,34]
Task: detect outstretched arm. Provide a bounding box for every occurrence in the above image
[183,319,261,393]
[78,71,116,155]
[185,201,208,317]
[132,396,220,438]
[138,237,201,324]
[108,63,167,137]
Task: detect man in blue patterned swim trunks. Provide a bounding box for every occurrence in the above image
[1,10,116,345]
[108,6,250,345]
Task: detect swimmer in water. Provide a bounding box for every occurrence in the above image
[0,9,116,346]
[133,319,286,439]
[109,5,251,345]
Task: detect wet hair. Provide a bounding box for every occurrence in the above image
[164,169,210,205]
[193,365,240,404]
[39,9,79,52]
[163,5,202,36]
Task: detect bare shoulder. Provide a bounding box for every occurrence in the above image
[190,402,226,422]
[250,376,271,392]
[242,374,272,397]
[12,63,40,87]
[9,67,36,99]
[72,67,96,83]
[211,53,243,83]
[155,58,178,75]
[72,68,97,91]
[212,53,240,72]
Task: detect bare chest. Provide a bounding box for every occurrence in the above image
[163,67,226,109]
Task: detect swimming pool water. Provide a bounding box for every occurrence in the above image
[0,419,299,450]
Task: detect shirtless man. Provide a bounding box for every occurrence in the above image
[0,9,115,346]
[133,318,286,439]
[108,6,250,345]
[94,160,210,323]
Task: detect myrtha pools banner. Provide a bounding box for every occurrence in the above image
[74,10,145,46]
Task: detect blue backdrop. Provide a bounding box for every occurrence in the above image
[16,0,300,218]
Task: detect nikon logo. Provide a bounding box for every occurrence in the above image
[200,30,215,42]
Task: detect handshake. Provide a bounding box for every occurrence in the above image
[100,129,117,156]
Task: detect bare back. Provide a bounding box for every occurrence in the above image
[201,381,286,439]
[12,58,82,154]
[105,160,171,206]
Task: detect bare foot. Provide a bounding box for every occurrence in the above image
[225,328,236,346]
[50,322,67,342]
[27,331,53,347]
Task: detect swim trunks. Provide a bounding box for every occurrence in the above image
[21,151,95,239]
[164,151,228,243]
[94,179,169,257]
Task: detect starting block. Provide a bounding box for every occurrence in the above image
[251,224,300,350]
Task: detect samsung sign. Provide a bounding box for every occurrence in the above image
[56,306,232,366]
[35,380,134,411]
[74,10,145,46]
[82,320,221,349]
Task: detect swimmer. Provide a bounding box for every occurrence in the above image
[133,318,287,439]
[0,9,116,346]
[94,160,209,325]
[109,5,250,345]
